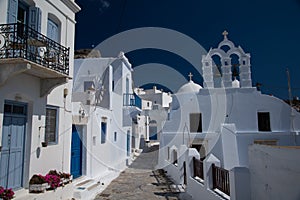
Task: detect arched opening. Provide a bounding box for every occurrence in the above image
[230,53,240,81]
[47,13,61,43]
[211,54,222,88]
[220,44,231,53]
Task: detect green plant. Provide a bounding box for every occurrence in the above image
[29,174,47,184]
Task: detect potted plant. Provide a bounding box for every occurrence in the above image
[59,172,72,184]
[0,186,14,200]
[45,170,61,189]
[41,141,48,147]
[29,175,48,193]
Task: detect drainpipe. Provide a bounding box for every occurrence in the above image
[145,116,149,144]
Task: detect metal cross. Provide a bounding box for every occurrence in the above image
[222,30,228,39]
[188,72,193,81]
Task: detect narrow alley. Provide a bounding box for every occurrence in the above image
[94,145,189,200]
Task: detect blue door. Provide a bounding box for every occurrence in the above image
[0,101,27,189]
[71,125,82,179]
[149,120,158,140]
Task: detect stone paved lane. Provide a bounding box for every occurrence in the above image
[94,145,182,200]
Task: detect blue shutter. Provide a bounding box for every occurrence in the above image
[47,19,59,42]
[7,0,18,23]
[28,7,42,32]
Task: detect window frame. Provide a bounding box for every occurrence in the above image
[257,112,271,132]
[114,132,117,142]
[47,14,61,43]
[45,105,59,145]
[101,121,107,144]
[190,113,202,133]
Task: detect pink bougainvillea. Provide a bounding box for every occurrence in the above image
[44,174,61,189]
[0,186,14,200]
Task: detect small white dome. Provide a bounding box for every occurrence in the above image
[177,80,202,94]
[232,78,240,88]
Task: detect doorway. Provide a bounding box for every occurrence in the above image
[0,101,27,189]
[71,125,83,179]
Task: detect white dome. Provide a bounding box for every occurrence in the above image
[177,80,202,94]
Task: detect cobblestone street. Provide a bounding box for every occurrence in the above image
[94,145,186,200]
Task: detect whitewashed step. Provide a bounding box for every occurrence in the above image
[73,179,100,200]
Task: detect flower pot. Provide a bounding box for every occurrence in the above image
[41,142,48,147]
[29,183,49,193]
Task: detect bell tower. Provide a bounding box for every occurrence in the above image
[202,31,252,88]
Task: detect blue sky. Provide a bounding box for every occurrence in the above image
[75,0,300,99]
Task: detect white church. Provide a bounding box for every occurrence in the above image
[158,32,300,200]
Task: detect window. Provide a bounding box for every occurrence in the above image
[101,122,107,144]
[114,132,117,142]
[45,106,58,144]
[173,150,178,166]
[17,1,29,24]
[258,112,271,131]
[190,113,202,132]
[47,18,59,43]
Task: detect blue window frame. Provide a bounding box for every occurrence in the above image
[47,18,59,43]
[7,0,18,23]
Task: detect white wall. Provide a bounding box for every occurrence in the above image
[72,57,134,179]
[161,87,300,169]
[249,144,300,200]
[0,0,79,190]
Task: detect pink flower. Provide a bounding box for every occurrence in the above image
[44,174,61,189]
[0,186,14,200]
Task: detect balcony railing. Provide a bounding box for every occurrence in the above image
[0,23,69,75]
[123,93,142,109]
[193,157,204,180]
[212,164,230,196]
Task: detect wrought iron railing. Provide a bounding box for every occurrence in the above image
[0,23,69,75]
[193,157,204,180]
[123,93,142,109]
[212,164,230,196]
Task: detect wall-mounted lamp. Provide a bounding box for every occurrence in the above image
[63,88,68,98]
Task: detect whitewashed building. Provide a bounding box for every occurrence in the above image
[133,87,172,149]
[71,52,141,199]
[158,32,300,200]
[0,0,80,195]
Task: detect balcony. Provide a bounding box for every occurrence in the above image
[123,93,142,109]
[0,23,70,96]
[123,93,142,126]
